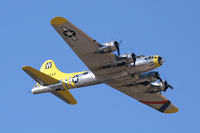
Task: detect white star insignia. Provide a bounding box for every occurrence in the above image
[72,76,79,83]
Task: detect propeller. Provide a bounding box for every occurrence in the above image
[114,41,120,56]
[131,52,137,65]
[163,80,174,92]
[155,72,163,82]
[113,40,137,65]
[155,72,174,92]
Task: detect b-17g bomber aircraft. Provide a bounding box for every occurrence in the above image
[23,17,178,114]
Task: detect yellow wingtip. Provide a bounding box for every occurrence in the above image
[51,17,68,25]
[164,107,179,114]
[22,66,31,71]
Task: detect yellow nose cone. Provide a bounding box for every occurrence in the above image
[153,55,161,68]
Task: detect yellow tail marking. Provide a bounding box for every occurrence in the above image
[67,77,72,89]
[40,60,84,89]
[61,79,68,89]
[62,80,68,90]
[40,60,68,80]
[70,79,76,88]
[65,78,71,89]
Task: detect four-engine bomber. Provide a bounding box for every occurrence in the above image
[23,17,178,114]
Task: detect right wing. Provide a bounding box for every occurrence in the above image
[51,17,124,77]
[107,83,178,113]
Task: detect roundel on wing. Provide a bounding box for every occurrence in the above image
[63,30,76,37]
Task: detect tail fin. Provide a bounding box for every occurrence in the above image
[40,60,67,80]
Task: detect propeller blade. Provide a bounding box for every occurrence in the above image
[131,52,136,65]
[167,84,174,89]
[155,72,163,82]
[114,41,120,56]
[163,81,174,92]
[131,52,136,57]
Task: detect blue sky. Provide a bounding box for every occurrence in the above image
[1,0,200,132]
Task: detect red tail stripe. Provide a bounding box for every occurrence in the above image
[139,100,170,104]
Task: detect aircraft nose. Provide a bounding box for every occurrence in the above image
[158,56,164,65]
[153,55,164,68]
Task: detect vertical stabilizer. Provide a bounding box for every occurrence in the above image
[40,60,68,80]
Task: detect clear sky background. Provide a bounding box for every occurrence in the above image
[1,0,199,132]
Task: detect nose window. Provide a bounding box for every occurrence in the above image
[154,56,157,59]
[158,56,162,64]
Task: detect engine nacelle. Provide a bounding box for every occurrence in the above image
[126,71,159,87]
[103,53,135,68]
[119,53,134,64]
[113,53,135,66]
[138,71,159,83]
[97,41,119,53]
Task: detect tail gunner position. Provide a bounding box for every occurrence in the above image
[23,17,178,114]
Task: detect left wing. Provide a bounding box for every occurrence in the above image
[51,17,124,77]
[107,83,178,113]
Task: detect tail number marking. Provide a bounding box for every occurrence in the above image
[45,62,52,69]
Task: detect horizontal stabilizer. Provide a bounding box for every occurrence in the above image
[22,66,59,85]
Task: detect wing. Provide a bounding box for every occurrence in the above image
[107,83,178,113]
[51,17,123,77]
[22,66,77,104]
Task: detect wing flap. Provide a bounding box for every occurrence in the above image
[22,66,77,105]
